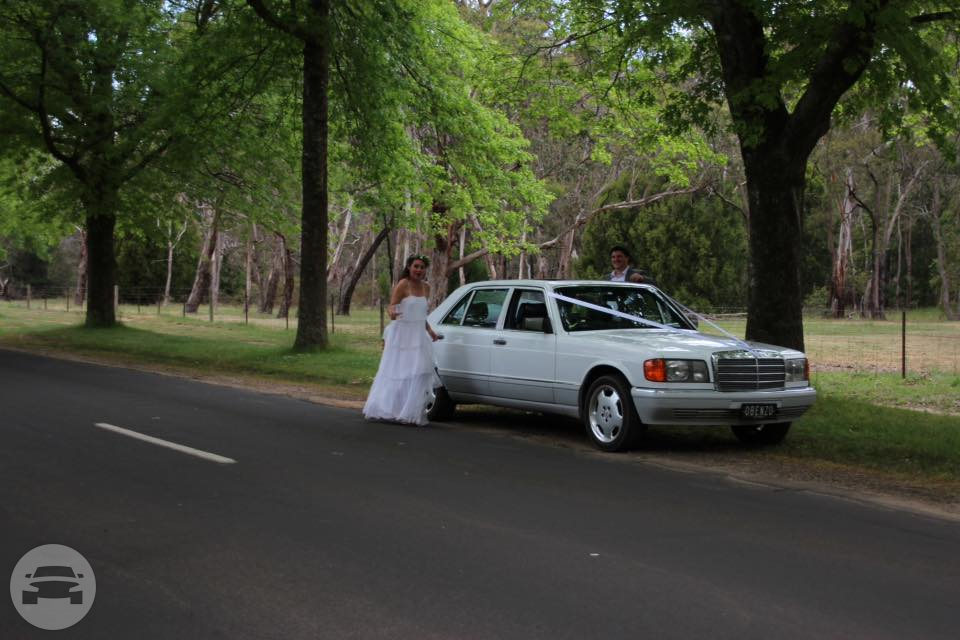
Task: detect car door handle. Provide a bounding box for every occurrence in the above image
[493,338,507,345]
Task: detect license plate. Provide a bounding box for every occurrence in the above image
[741,404,777,419]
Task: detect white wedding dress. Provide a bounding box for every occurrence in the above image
[362,296,438,425]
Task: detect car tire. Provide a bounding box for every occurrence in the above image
[23,593,37,605]
[731,422,791,446]
[426,386,456,421]
[583,375,644,452]
[70,593,83,605]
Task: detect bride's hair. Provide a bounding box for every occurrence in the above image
[400,254,430,281]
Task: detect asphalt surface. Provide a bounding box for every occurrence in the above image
[1,348,958,639]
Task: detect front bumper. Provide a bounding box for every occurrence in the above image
[630,386,817,426]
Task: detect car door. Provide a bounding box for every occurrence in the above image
[435,287,509,396]
[488,288,557,403]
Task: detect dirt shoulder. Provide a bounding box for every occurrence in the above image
[6,344,959,522]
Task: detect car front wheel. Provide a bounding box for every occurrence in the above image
[583,375,644,452]
[731,422,791,446]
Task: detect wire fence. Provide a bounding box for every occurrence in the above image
[2,287,959,376]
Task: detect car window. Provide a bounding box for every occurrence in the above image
[441,291,472,326]
[504,289,548,332]
[555,285,690,332]
[462,288,508,328]
[33,566,76,578]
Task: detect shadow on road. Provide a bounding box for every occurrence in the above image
[444,405,750,454]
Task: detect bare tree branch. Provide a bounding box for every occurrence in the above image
[246,0,311,41]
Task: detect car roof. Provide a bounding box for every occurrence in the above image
[459,279,655,289]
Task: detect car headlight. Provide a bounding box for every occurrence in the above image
[785,358,808,381]
[644,359,710,382]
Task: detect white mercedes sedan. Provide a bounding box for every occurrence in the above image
[426,280,816,452]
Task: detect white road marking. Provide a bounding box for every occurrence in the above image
[94,422,236,465]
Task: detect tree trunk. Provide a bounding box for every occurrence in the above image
[164,238,176,306]
[928,181,955,320]
[84,212,118,327]
[209,230,222,313]
[830,170,856,318]
[244,232,253,313]
[259,237,282,314]
[458,224,467,286]
[556,229,576,279]
[536,255,550,280]
[82,180,120,327]
[862,212,883,319]
[468,216,497,279]
[706,1,886,350]
[338,226,390,315]
[429,212,456,309]
[74,228,88,306]
[327,200,352,287]
[893,217,902,309]
[392,228,407,283]
[293,6,331,351]
[741,151,806,351]
[184,204,220,313]
[904,216,913,308]
[277,235,295,319]
[163,218,188,306]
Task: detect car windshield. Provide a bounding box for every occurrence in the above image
[33,566,76,578]
[554,285,690,332]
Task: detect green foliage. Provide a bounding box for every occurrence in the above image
[0,152,73,261]
[578,176,749,309]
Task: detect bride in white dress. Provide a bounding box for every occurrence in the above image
[362,255,440,425]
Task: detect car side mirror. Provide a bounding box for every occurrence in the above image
[25,574,31,578]
[77,573,84,578]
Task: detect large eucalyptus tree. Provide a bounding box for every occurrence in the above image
[547,0,959,350]
[0,0,261,326]
[247,0,552,343]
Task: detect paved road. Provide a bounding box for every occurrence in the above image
[1,349,958,639]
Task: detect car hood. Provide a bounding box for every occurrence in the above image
[570,329,803,358]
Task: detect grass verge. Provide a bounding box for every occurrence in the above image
[0,309,381,399]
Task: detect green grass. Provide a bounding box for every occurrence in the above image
[812,371,960,415]
[2,302,959,489]
[0,306,382,398]
[783,394,960,480]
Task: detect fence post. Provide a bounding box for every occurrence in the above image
[244,292,249,325]
[26,284,31,309]
[901,310,906,379]
[330,295,335,334]
[157,296,161,316]
[66,289,70,312]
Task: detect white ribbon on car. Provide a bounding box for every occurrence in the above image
[546,290,759,356]
[659,292,759,355]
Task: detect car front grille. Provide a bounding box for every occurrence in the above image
[714,356,785,391]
